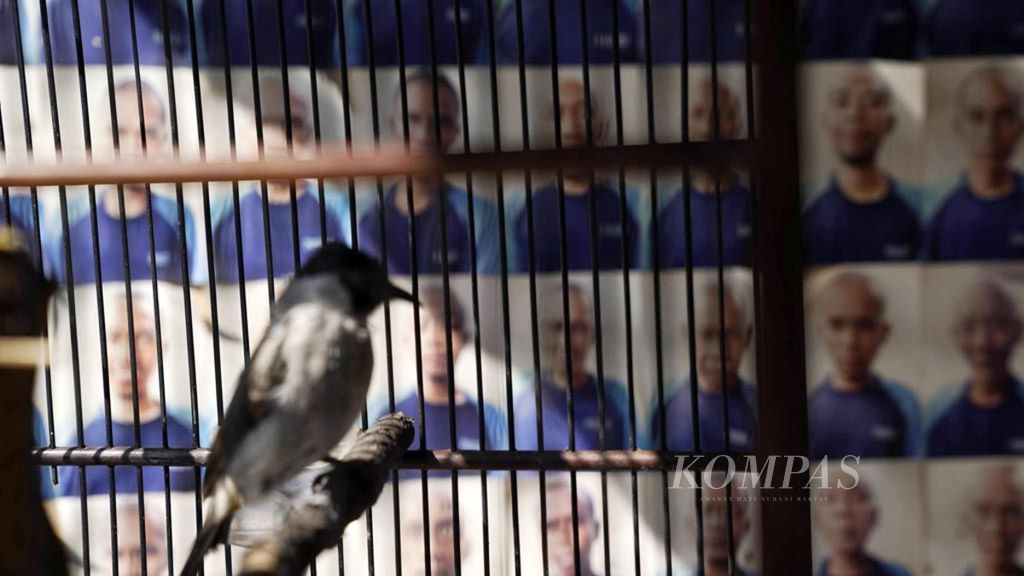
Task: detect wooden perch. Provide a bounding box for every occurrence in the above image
[0,230,66,576]
[235,412,415,576]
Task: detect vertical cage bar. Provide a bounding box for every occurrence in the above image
[37,0,93,569]
[10,0,60,490]
[480,0,524,571]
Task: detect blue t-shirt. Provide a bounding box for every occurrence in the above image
[658,183,751,268]
[201,0,339,68]
[512,181,642,273]
[374,392,507,478]
[648,379,758,453]
[817,557,911,576]
[646,0,748,63]
[496,0,640,64]
[927,381,1024,457]
[358,182,501,275]
[54,191,203,286]
[513,375,631,450]
[1,0,23,64]
[808,376,920,459]
[345,0,488,66]
[799,0,919,60]
[926,0,1024,57]
[923,174,1024,261]
[47,0,190,66]
[803,178,920,264]
[212,185,347,283]
[58,414,196,497]
[1,193,44,270]
[963,566,1024,576]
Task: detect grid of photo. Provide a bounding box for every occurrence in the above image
[800,1,1024,575]
[3,0,1023,574]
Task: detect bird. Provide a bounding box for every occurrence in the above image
[180,242,414,576]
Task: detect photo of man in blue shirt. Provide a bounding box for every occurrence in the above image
[358,71,500,275]
[58,294,195,497]
[958,464,1024,576]
[803,68,920,265]
[927,278,1024,457]
[514,282,631,450]
[808,272,920,459]
[345,0,488,66]
[53,80,204,287]
[201,0,339,68]
[212,78,349,283]
[924,66,1024,261]
[927,0,1024,57]
[800,0,919,60]
[47,0,189,65]
[649,276,757,453]
[371,285,506,479]
[658,76,752,269]
[813,468,912,576]
[496,0,639,64]
[512,78,642,273]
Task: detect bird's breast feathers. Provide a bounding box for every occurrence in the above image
[247,302,373,413]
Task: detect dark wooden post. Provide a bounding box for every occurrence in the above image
[0,233,66,576]
[752,0,814,573]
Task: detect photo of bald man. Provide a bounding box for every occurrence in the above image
[658,75,752,269]
[401,482,471,576]
[358,70,501,275]
[53,79,204,287]
[924,66,1024,261]
[649,276,757,453]
[512,78,644,273]
[544,477,604,576]
[803,68,921,264]
[926,278,1024,457]
[513,282,631,451]
[813,468,912,576]
[808,271,921,459]
[107,503,168,576]
[956,464,1024,576]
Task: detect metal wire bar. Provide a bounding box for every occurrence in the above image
[607,1,643,574]
[36,0,92,569]
[9,0,59,489]
[96,3,142,573]
[32,447,751,471]
[480,0,523,573]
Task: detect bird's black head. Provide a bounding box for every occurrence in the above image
[297,242,415,314]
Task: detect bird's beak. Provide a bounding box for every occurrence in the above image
[388,283,417,304]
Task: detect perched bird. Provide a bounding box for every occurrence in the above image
[181,243,414,576]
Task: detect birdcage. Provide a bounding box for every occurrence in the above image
[0,0,809,574]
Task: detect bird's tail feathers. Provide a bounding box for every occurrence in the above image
[180,478,242,576]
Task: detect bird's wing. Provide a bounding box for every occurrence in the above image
[202,299,355,499]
